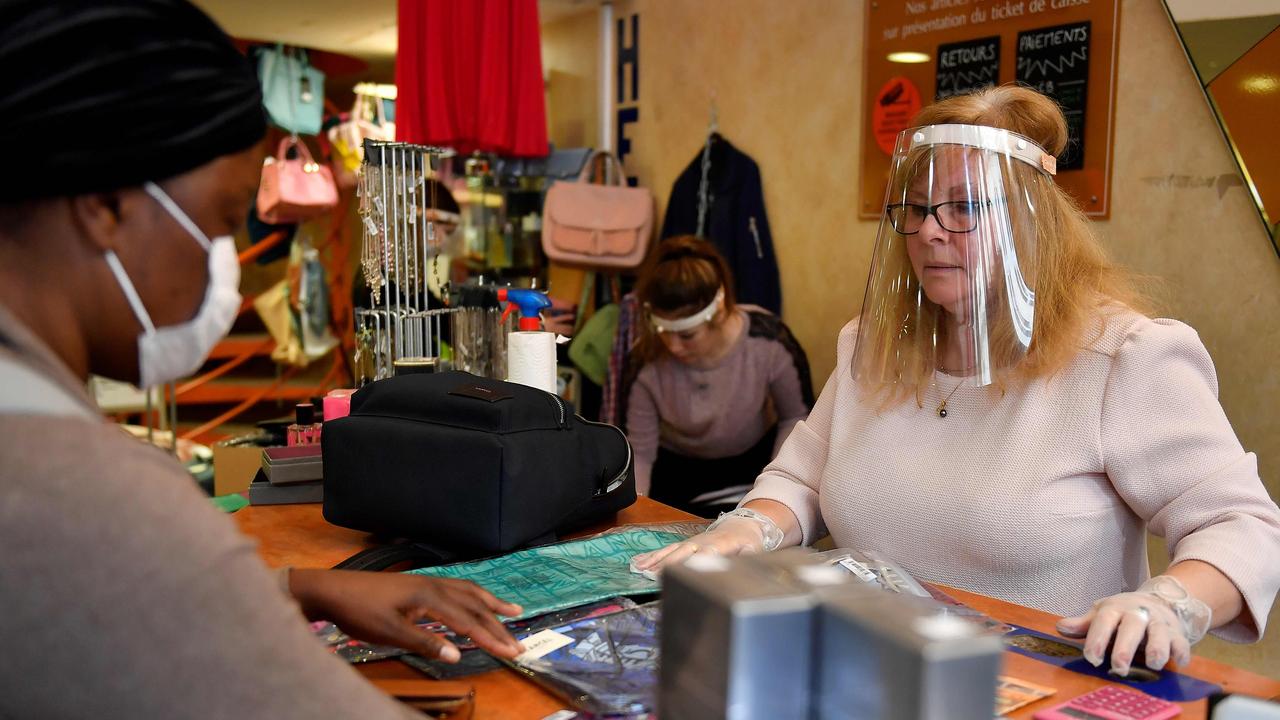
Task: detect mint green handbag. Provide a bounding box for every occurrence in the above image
[259,44,324,135]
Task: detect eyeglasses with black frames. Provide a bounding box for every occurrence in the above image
[884,200,990,234]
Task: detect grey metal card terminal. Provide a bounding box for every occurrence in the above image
[660,554,818,720]
[815,586,1004,720]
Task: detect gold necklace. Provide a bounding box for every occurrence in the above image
[937,378,965,418]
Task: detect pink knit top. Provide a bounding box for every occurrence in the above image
[627,308,811,494]
[742,312,1280,642]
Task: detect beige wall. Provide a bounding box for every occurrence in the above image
[543,0,1280,677]
[1105,0,1280,676]
[542,9,600,150]
[597,0,869,381]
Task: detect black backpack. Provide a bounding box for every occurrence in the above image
[322,371,635,554]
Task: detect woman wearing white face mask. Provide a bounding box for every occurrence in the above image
[103,181,244,388]
[0,2,523,718]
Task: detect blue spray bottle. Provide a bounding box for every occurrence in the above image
[497,288,557,393]
[497,288,552,331]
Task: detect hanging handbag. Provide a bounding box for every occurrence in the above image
[542,151,654,269]
[257,137,338,224]
[259,44,325,136]
[254,240,339,368]
[254,278,306,367]
[545,147,593,180]
[329,93,396,189]
[294,240,339,360]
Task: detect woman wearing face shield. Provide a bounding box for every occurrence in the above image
[0,2,522,717]
[634,86,1280,678]
[624,236,813,517]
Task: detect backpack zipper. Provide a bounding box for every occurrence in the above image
[578,416,632,495]
[548,392,567,428]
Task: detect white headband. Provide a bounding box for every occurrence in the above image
[649,288,725,333]
[908,124,1057,176]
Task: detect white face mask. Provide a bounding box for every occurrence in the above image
[103,181,242,388]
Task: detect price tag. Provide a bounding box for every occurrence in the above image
[835,557,877,583]
[516,629,575,662]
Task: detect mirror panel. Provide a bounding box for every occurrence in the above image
[1164,0,1280,253]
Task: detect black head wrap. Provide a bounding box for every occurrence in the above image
[0,0,266,201]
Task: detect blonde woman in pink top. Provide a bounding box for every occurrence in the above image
[634,86,1280,678]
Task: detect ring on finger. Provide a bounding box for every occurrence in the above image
[1128,606,1151,623]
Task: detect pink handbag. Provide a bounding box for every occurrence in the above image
[542,151,653,269]
[258,137,339,224]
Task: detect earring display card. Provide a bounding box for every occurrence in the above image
[995,676,1057,716]
[315,598,641,677]
[503,603,662,718]
[310,620,410,664]
[400,597,639,681]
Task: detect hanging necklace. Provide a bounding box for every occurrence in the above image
[936,377,965,418]
[427,154,449,301]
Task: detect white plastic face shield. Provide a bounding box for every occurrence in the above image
[852,124,1055,390]
[648,288,725,334]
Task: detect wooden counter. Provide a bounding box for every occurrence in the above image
[235,498,1280,719]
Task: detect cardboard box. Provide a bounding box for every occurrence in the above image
[212,432,274,496]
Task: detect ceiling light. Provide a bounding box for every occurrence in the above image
[354,82,397,100]
[888,51,931,64]
[1242,75,1279,94]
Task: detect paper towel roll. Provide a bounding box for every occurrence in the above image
[507,331,557,394]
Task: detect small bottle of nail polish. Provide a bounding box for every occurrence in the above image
[287,403,321,446]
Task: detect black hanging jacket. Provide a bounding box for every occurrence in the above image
[660,136,782,315]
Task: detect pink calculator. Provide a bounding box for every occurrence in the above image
[1032,685,1182,720]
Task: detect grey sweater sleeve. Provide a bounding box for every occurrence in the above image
[0,416,419,720]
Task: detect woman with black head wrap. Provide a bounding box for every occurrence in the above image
[0,2,522,716]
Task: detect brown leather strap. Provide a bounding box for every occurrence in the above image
[370,679,475,718]
[370,678,474,700]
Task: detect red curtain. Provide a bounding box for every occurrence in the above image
[396,0,549,157]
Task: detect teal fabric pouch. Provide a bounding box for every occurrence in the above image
[407,523,705,620]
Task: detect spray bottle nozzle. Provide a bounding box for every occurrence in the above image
[497,288,552,331]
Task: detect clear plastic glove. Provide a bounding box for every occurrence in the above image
[629,517,767,576]
[1056,575,1212,677]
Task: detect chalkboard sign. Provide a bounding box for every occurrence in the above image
[936,36,1000,101]
[1016,21,1091,171]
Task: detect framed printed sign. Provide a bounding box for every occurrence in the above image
[860,0,1121,219]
